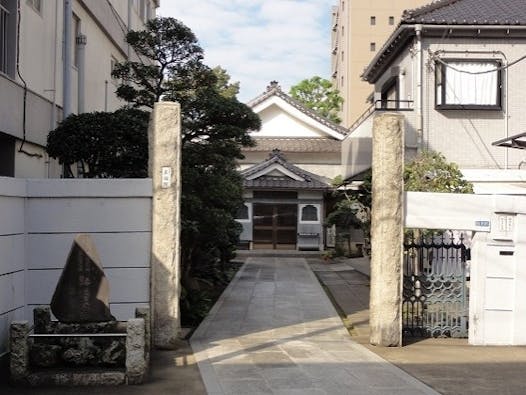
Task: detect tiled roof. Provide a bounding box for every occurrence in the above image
[243,179,329,190]
[243,138,341,153]
[247,81,349,136]
[402,0,526,25]
[363,0,526,82]
[240,150,330,191]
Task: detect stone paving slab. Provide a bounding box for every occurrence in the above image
[191,257,439,395]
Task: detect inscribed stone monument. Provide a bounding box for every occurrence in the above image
[50,234,114,323]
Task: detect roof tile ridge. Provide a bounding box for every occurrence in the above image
[402,0,461,22]
[247,83,349,136]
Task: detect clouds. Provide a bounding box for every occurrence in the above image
[158,0,334,102]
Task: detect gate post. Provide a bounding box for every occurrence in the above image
[149,102,182,349]
[369,113,404,347]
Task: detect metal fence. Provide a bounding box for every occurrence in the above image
[403,230,469,338]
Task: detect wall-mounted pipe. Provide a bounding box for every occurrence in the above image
[76,33,87,113]
[415,24,423,149]
[63,0,72,118]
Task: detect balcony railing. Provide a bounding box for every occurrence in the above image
[374,99,414,111]
[347,99,415,135]
[0,3,8,75]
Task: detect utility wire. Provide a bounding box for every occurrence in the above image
[431,51,526,74]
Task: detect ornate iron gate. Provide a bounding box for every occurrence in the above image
[403,230,469,338]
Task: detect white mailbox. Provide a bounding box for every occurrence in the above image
[470,211,526,346]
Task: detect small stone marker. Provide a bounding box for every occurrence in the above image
[51,234,115,323]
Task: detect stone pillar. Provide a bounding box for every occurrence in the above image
[148,102,182,349]
[10,321,30,383]
[126,318,146,385]
[135,307,151,365]
[369,113,404,347]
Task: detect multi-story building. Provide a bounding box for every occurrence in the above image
[0,0,158,178]
[331,0,430,127]
[342,0,526,193]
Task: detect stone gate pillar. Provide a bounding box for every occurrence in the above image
[369,113,404,347]
[149,102,182,349]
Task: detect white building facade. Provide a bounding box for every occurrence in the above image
[342,0,526,192]
[0,0,158,178]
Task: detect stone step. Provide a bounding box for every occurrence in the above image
[235,249,323,258]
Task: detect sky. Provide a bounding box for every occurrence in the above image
[158,1,335,102]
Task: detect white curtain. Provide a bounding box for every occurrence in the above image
[444,61,498,105]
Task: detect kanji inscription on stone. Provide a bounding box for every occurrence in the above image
[50,234,115,323]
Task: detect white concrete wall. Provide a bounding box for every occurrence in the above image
[405,191,526,345]
[0,178,27,359]
[0,177,153,357]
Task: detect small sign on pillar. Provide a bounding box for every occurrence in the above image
[161,167,172,189]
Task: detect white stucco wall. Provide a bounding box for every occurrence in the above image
[253,105,329,138]
[0,178,26,359]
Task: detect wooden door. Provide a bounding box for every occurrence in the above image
[253,204,297,249]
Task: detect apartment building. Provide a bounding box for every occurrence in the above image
[0,0,158,178]
[331,0,429,127]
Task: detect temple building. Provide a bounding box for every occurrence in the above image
[237,82,348,250]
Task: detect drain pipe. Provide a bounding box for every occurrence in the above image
[415,24,423,150]
[63,0,72,118]
[504,54,509,169]
[127,0,133,57]
[76,33,87,113]
[51,0,58,129]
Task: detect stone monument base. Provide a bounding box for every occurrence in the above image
[10,307,150,386]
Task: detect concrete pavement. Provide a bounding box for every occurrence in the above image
[310,256,526,395]
[191,256,439,395]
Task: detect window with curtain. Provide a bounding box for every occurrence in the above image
[436,60,501,109]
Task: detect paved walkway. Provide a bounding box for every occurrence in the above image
[191,257,438,395]
[310,257,526,395]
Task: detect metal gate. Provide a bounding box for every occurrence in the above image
[403,230,469,338]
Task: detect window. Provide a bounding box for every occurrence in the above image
[26,0,41,14]
[389,16,395,25]
[380,77,399,109]
[370,16,376,25]
[370,42,376,52]
[0,0,14,77]
[300,205,319,222]
[341,50,344,62]
[110,55,119,84]
[0,132,14,177]
[236,204,250,221]
[436,59,501,109]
